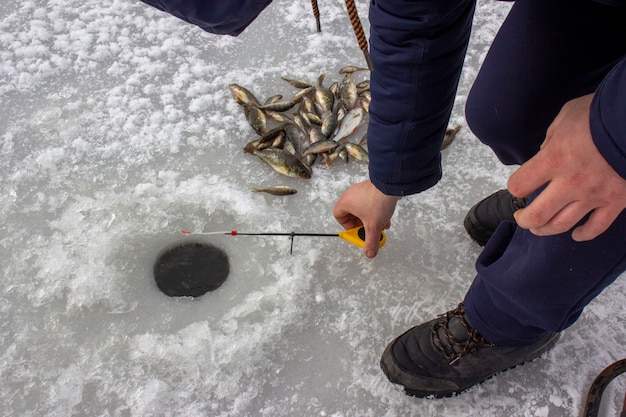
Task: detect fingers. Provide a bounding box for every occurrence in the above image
[507,154,551,201]
[333,212,362,231]
[364,221,392,257]
[508,95,592,201]
[512,181,577,232]
[516,200,586,236]
[571,207,621,242]
[513,183,622,241]
[332,180,399,258]
[363,223,383,258]
[520,203,619,242]
[332,189,360,229]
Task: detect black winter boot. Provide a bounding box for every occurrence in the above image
[463,189,527,246]
[380,303,559,398]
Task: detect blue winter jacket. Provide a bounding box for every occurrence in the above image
[139,0,626,196]
[138,0,272,36]
[366,0,626,196]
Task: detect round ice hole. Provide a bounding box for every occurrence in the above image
[153,242,229,297]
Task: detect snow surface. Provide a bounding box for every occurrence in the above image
[2,0,626,416]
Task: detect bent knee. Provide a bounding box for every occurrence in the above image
[465,87,545,165]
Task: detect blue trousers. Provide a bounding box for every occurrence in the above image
[463,0,626,346]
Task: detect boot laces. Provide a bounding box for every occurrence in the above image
[431,303,494,365]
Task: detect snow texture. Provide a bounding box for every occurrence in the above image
[1,0,626,416]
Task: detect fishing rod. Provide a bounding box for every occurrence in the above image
[181,225,386,254]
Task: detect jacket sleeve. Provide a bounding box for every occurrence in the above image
[138,0,272,36]
[367,0,476,196]
[590,56,626,180]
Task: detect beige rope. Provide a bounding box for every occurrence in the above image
[308,0,373,70]
[311,0,321,32]
[344,0,373,70]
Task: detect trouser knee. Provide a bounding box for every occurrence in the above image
[464,81,547,166]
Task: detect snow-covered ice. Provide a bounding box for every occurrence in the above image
[1,0,626,416]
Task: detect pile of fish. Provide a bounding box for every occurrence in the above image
[229,67,461,195]
[229,66,370,182]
